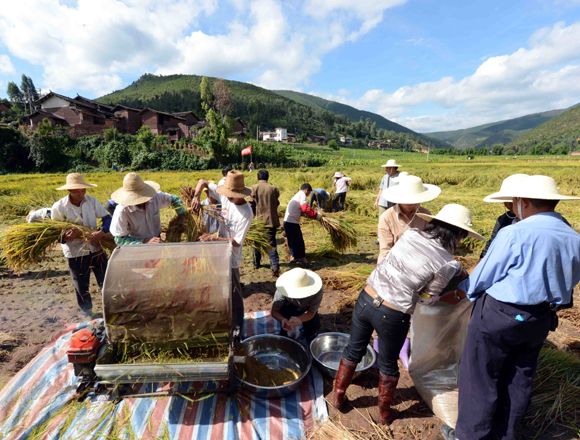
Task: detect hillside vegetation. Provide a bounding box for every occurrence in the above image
[98,74,450,151]
[426,108,567,149]
[506,104,580,153]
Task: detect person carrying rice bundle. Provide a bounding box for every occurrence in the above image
[271,268,323,344]
[332,204,483,425]
[377,175,441,264]
[191,171,254,331]
[440,175,580,440]
[110,172,186,245]
[51,173,112,316]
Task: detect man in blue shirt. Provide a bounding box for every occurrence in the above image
[440,175,580,440]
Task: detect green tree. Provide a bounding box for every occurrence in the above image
[27,119,71,171]
[200,77,214,112]
[20,75,39,114]
[7,82,24,109]
[214,78,233,118]
[328,140,339,150]
[491,144,504,155]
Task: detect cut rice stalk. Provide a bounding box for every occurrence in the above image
[309,214,358,253]
[244,217,273,256]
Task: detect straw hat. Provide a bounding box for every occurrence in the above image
[111,173,159,206]
[381,175,441,204]
[56,173,97,190]
[216,170,251,198]
[483,174,529,203]
[276,268,323,299]
[487,175,580,201]
[333,172,344,178]
[381,159,402,168]
[416,204,485,240]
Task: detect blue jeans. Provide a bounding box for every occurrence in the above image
[252,226,280,270]
[333,192,346,212]
[342,289,410,377]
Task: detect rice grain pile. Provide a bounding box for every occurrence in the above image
[237,356,301,387]
[0,220,116,271]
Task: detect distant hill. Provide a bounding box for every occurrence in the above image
[425,108,567,149]
[506,104,580,152]
[274,90,451,149]
[98,74,451,150]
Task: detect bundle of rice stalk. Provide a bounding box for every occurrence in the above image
[0,220,116,271]
[311,214,358,253]
[307,417,371,440]
[180,184,196,208]
[307,243,339,259]
[245,217,273,256]
[524,347,580,434]
[166,210,204,243]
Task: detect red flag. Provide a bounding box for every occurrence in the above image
[241,146,252,156]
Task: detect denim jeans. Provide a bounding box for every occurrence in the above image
[67,251,108,311]
[252,226,280,270]
[332,192,346,212]
[342,289,410,377]
[283,222,305,260]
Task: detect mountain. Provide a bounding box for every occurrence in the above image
[273,90,451,149]
[425,108,567,150]
[98,74,452,150]
[505,104,580,152]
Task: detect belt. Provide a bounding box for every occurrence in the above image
[363,285,398,311]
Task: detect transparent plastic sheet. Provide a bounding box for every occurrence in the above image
[102,242,232,345]
[408,299,473,428]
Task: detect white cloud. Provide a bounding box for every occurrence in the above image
[337,21,580,132]
[0,0,402,95]
[0,54,15,75]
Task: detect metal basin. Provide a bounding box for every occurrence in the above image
[310,332,375,379]
[235,335,311,399]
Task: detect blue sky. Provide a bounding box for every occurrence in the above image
[1,0,580,132]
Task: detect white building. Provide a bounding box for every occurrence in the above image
[275,127,287,142]
[261,131,276,141]
[340,136,353,144]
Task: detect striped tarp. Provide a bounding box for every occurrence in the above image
[0,311,328,440]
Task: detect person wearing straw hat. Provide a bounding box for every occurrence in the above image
[374,159,402,215]
[271,268,323,344]
[439,176,580,440]
[332,172,351,212]
[333,204,482,425]
[377,175,441,264]
[51,173,112,316]
[479,174,528,259]
[191,171,254,331]
[110,172,187,245]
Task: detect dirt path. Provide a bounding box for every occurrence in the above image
[2,254,580,439]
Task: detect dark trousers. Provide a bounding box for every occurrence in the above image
[456,294,551,440]
[67,251,108,311]
[252,226,280,270]
[283,222,305,260]
[231,268,244,331]
[333,192,346,212]
[310,192,329,210]
[278,300,321,344]
[342,289,410,377]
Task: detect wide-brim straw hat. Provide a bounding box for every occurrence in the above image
[381,159,402,168]
[111,173,159,206]
[416,204,485,240]
[382,175,441,204]
[57,173,97,190]
[216,170,251,198]
[487,175,580,201]
[333,172,344,178]
[276,268,323,299]
[483,174,529,203]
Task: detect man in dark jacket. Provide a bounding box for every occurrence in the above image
[249,170,281,276]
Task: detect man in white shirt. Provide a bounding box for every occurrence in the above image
[192,171,254,331]
[332,172,351,212]
[110,173,186,245]
[283,183,322,268]
[373,160,402,245]
[51,173,112,316]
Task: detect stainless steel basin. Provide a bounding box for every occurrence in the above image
[309,332,375,378]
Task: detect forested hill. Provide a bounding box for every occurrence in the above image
[98,74,452,150]
[426,108,568,150]
[505,104,580,152]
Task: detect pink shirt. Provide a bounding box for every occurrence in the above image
[334,176,351,194]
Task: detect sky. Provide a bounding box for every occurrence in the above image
[1,0,580,133]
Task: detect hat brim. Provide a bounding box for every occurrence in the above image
[381,163,401,168]
[487,192,580,201]
[276,269,323,299]
[216,186,251,198]
[144,181,161,192]
[111,183,158,206]
[56,183,97,190]
[382,183,441,204]
[483,191,514,203]
[415,212,486,241]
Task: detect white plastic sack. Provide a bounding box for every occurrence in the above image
[408,300,473,428]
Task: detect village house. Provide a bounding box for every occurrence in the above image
[138,108,187,142]
[369,139,392,149]
[275,127,287,142]
[307,135,327,145]
[111,105,143,135]
[0,102,12,113]
[340,136,353,144]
